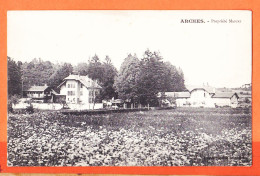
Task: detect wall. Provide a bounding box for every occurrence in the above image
[189,89,214,107]
[212,98,231,107]
[176,98,189,107]
[13,102,63,110]
[68,103,103,110]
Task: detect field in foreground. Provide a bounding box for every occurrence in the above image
[8,107,252,166]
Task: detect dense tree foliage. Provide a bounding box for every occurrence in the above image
[114,54,141,103]
[21,58,56,90]
[115,50,186,106]
[8,50,185,106]
[76,55,118,100]
[8,57,23,96]
[99,56,118,99]
[48,63,73,92]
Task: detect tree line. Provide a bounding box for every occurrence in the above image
[8,49,186,106]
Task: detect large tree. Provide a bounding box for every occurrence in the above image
[21,58,56,90]
[115,50,186,106]
[99,56,118,99]
[87,54,104,81]
[83,55,118,100]
[114,54,141,103]
[8,57,22,96]
[136,50,167,106]
[48,63,73,92]
[73,62,89,76]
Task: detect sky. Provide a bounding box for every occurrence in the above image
[7,10,252,88]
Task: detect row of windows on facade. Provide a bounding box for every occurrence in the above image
[67,97,95,103]
[66,83,85,88]
[67,90,99,96]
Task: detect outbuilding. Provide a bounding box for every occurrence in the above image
[212,92,239,108]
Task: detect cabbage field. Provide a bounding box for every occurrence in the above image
[7,107,252,166]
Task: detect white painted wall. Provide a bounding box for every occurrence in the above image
[176,98,189,107]
[59,79,102,109]
[189,89,214,107]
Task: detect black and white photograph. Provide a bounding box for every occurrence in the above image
[7,10,252,166]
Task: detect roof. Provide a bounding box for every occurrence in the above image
[25,85,49,92]
[159,92,190,98]
[237,93,251,98]
[58,74,102,89]
[186,85,215,94]
[212,92,238,98]
[111,99,124,104]
[51,89,59,95]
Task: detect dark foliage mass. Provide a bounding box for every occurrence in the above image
[115,50,186,106]
[21,58,57,90]
[8,57,22,96]
[8,49,185,104]
[8,108,251,166]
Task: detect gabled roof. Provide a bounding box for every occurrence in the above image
[58,74,102,89]
[212,92,238,98]
[25,85,49,92]
[187,85,215,94]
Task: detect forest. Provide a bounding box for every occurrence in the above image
[8,49,186,106]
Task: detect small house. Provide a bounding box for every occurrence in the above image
[23,84,56,103]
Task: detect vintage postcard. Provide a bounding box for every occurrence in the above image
[6,10,252,167]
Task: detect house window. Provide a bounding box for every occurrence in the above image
[67,91,75,96]
[89,90,94,97]
[80,91,83,96]
[81,84,83,88]
[67,83,75,88]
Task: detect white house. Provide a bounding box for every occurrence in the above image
[58,74,102,109]
[188,86,216,107]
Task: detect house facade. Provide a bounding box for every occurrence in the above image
[23,84,56,103]
[58,74,102,106]
[189,88,215,107]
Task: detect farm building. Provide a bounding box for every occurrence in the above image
[158,85,239,108]
[162,92,190,107]
[58,74,102,108]
[23,84,57,103]
[188,86,216,107]
[212,92,239,108]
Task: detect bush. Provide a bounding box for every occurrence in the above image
[8,94,20,112]
[25,104,34,114]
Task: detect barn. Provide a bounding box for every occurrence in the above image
[212,92,239,108]
[173,92,191,107]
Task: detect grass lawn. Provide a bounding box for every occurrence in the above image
[7,107,252,166]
